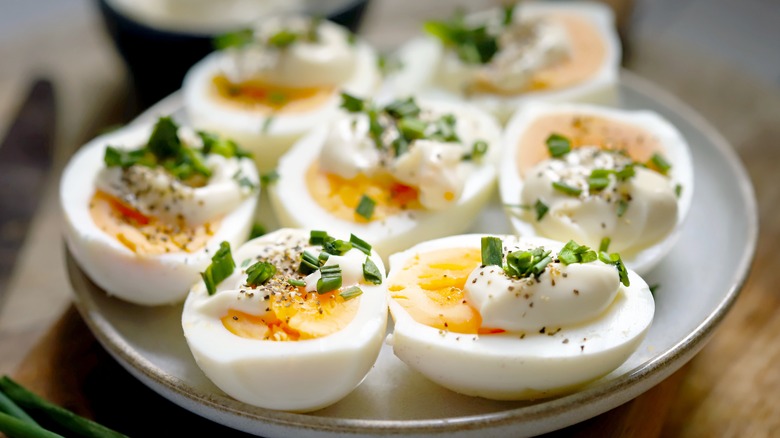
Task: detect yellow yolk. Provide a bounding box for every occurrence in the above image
[388,248,503,334]
[305,162,421,222]
[222,289,360,341]
[516,114,666,177]
[212,74,335,114]
[473,13,607,95]
[89,190,217,255]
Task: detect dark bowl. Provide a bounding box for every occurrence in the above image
[95,0,372,115]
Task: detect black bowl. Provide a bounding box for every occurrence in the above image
[95,0,372,115]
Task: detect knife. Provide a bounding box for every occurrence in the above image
[0,79,56,307]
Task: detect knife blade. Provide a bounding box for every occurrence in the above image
[0,79,56,306]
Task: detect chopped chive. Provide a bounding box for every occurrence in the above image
[350,234,372,255]
[615,164,635,181]
[675,184,682,198]
[481,236,503,266]
[323,239,352,255]
[318,251,330,264]
[385,97,421,119]
[299,250,320,274]
[616,199,629,217]
[588,169,612,191]
[398,117,428,141]
[649,153,672,175]
[599,237,611,253]
[213,28,253,50]
[534,199,549,221]
[558,240,597,265]
[260,170,279,187]
[552,181,582,196]
[233,170,256,190]
[317,265,343,293]
[267,29,299,48]
[355,194,376,220]
[649,284,660,295]
[503,203,530,210]
[287,278,306,287]
[309,230,331,245]
[240,258,252,268]
[504,247,551,279]
[502,3,516,25]
[598,251,630,287]
[249,223,266,239]
[362,257,383,284]
[391,137,409,157]
[261,116,274,133]
[198,131,251,159]
[201,241,236,295]
[340,285,363,301]
[245,261,276,287]
[546,133,571,157]
[0,411,60,438]
[340,92,365,113]
[464,140,488,161]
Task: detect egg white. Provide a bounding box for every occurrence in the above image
[386,233,654,400]
[182,22,381,173]
[267,98,503,261]
[60,122,259,306]
[499,101,693,276]
[381,1,621,124]
[181,228,388,412]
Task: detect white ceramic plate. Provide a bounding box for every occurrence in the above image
[66,71,757,438]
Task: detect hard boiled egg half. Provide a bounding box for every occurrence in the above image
[268,94,503,260]
[181,228,388,412]
[383,1,621,124]
[60,116,259,305]
[386,233,654,400]
[182,14,381,172]
[500,102,694,275]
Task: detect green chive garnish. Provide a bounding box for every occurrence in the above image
[240,258,252,268]
[350,234,372,255]
[464,140,489,161]
[299,251,320,274]
[534,199,549,221]
[599,237,611,253]
[213,28,253,50]
[318,251,330,264]
[598,251,630,286]
[481,236,503,267]
[355,194,376,220]
[504,247,551,279]
[362,257,383,284]
[675,184,682,198]
[245,261,276,287]
[649,284,659,295]
[615,164,635,181]
[324,239,352,255]
[340,285,363,301]
[588,169,612,191]
[546,133,571,157]
[249,223,266,239]
[201,241,235,295]
[340,92,365,113]
[260,170,279,187]
[398,117,428,140]
[649,153,672,175]
[309,230,331,245]
[558,240,597,265]
[553,181,582,196]
[617,199,629,217]
[261,116,274,133]
[267,29,298,48]
[287,278,306,287]
[385,97,421,119]
[317,265,343,293]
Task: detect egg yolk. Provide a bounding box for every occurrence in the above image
[212,75,335,114]
[516,114,666,177]
[472,13,607,95]
[89,190,217,255]
[222,288,360,341]
[388,248,503,334]
[305,162,421,222]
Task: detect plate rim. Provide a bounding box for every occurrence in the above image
[66,69,759,436]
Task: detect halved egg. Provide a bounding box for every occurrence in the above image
[499,102,693,275]
[60,116,259,305]
[386,233,654,400]
[382,1,621,124]
[182,14,381,172]
[181,228,388,412]
[268,94,503,260]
